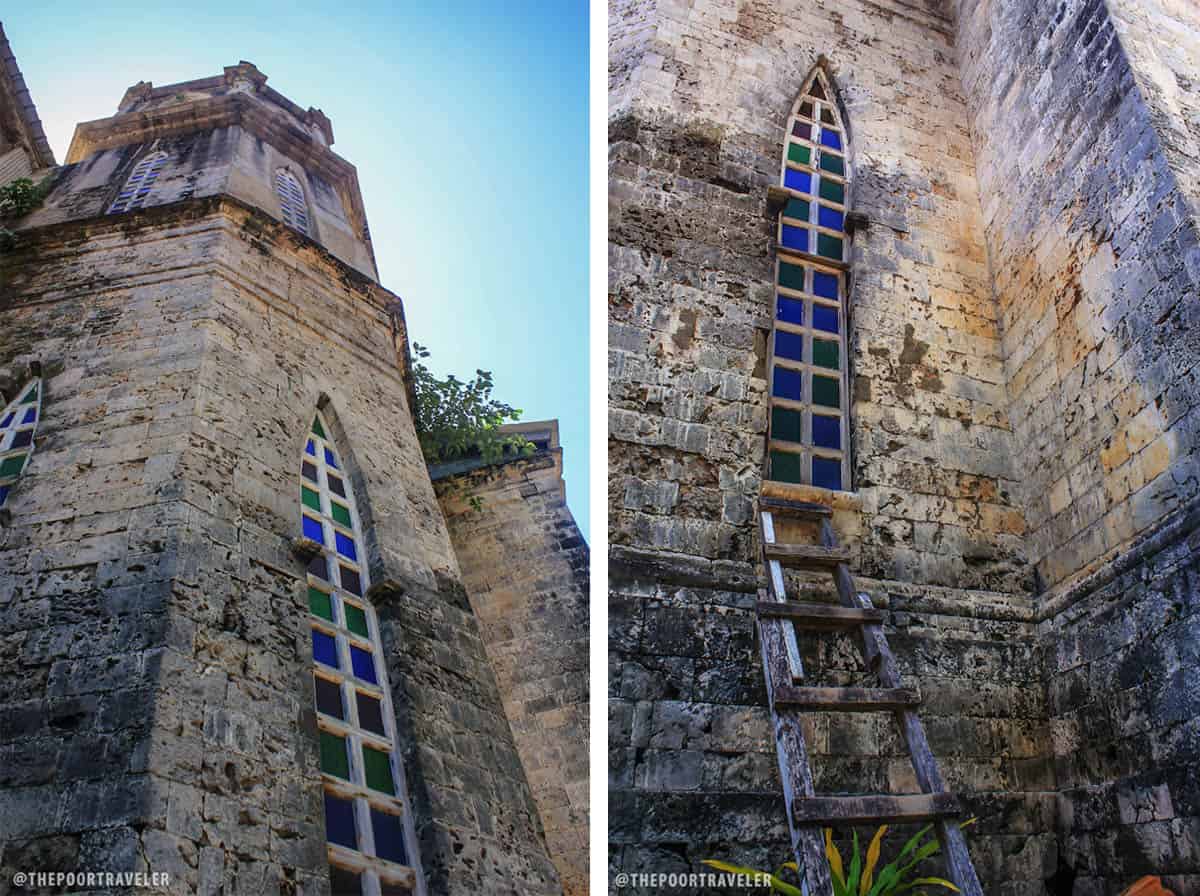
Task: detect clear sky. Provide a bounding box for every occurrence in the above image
[5,2,590,537]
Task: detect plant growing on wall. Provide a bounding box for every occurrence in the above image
[409,341,532,464]
[703,821,972,896]
[0,176,54,251]
[0,177,52,219]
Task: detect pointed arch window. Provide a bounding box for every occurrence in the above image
[109,151,168,213]
[301,412,424,896]
[768,68,851,492]
[275,168,311,236]
[0,379,41,506]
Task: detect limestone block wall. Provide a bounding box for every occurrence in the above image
[956,0,1200,889]
[955,0,1200,589]
[608,0,1051,885]
[435,452,591,896]
[0,196,560,895]
[609,0,1029,592]
[28,118,375,280]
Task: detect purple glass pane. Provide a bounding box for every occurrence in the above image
[350,645,377,684]
[812,305,839,334]
[312,629,338,668]
[772,367,803,402]
[775,331,804,362]
[812,415,841,450]
[776,296,804,326]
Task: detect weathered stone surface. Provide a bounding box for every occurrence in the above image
[610,0,1200,891]
[435,447,590,896]
[0,62,566,896]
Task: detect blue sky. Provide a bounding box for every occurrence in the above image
[6,2,590,537]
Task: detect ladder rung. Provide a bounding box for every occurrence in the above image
[774,686,920,711]
[793,792,960,825]
[759,497,832,519]
[764,543,851,569]
[757,601,883,629]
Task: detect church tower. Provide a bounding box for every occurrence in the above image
[0,58,564,896]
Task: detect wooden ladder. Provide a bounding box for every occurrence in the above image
[755,496,983,895]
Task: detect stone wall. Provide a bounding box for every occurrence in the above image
[0,193,561,895]
[956,0,1200,889]
[955,0,1200,589]
[607,1,1053,889]
[435,451,591,896]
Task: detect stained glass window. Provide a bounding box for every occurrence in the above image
[0,379,41,506]
[109,152,168,214]
[276,168,311,236]
[303,411,422,894]
[770,67,851,491]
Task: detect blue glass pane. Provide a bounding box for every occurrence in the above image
[776,296,804,326]
[312,629,339,668]
[820,129,843,150]
[812,457,843,491]
[813,271,839,299]
[775,331,804,362]
[813,305,839,334]
[0,486,9,506]
[783,168,812,194]
[780,225,808,251]
[324,448,339,469]
[335,532,358,561]
[0,413,12,428]
[371,809,408,865]
[818,206,845,231]
[20,408,35,425]
[305,440,316,456]
[350,645,377,684]
[772,367,803,402]
[812,415,841,450]
[324,793,357,850]
[302,515,324,544]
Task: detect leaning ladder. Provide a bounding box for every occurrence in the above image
[755,496,983,895]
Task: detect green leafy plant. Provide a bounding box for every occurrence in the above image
[0,177,52,220]
[409,342,532,465]
[702,820,975,896]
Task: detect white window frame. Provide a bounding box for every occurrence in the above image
[276,167,313,236]
[109,151,168,214]
[767,68,852,492]
[0,378,41,505]
[303,411,426,896]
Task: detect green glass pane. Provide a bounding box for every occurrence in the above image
[308,587,334,621]
[302,487,321,511]
[813,375,841,408]
[344,603,369,638]
[819,153,845,176]
[787,143,811,166]
[778,261,805,292]
[819,179,845,204]
[0,454,26,477]
[20,386,37,403]
[363,746,395,795]
[783,198,809,222]
[813,339,840,370]
[320,731,350,780]
[817,233,844,261]
[770,450,803,484]
[311,417,326,438]
[331,502,352,528]
[771,407,803,444]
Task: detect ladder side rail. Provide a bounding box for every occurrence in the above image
[817,518,883,670]
[758,607,833,895]
[817,519,984,896]
[762,510,805,681]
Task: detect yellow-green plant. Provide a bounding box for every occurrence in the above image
[702,819,974,896]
